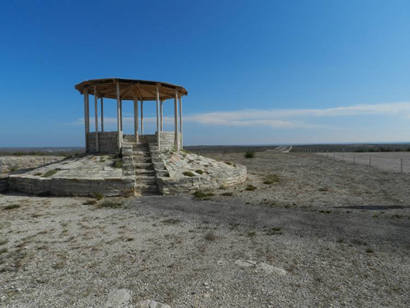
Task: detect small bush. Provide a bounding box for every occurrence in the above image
[266,227,282,235]
[195,169,204,175]
[263,174,280,184]
[112,160,123,168]
[193,190,214,200]
[245,184,257,191]
[224,161,233,166]
[43,169,59,177]
[3,204,20,210]
[204,231,217,241]
[244,151,255,159]
[221,192,233,196]
[183,171,195,177]
[93,193,104,200]
[97,200,122,208]
[161,218,181,225]
[83,199,97,205]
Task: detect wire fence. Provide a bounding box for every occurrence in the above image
[318,152,410,174]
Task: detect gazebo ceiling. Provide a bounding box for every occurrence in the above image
[75,78,188,101]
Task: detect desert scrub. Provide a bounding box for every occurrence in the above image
[221,192,233,196]
[244,151,255,159]
[83,199,97,205]
[161,218,181,225]
[263,174,280,184]
[193,190,214,200]
[3,204,20,210]
[195,169,204,175]
[183,171,195,177]
[43,169,59,177]
[93,193,104,200]
[224,161,236,167]
[266,227,282,235]
[245,184,257,191]
[97,200,122,208]
[204,231,217,241]
[112,160,123,168]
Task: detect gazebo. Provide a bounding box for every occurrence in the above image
[75,78,188,153]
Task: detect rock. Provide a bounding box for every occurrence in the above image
[256,262,287,276]
[136,299,171,308]
[234,259,257,268]
[105,289,132,308]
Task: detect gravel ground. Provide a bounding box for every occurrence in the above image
[0,152,409,307]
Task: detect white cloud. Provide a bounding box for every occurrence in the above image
[70,102,410,130]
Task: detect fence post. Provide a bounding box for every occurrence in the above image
[400,158,403,173]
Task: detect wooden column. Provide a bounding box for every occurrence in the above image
[83,88,89,153]
[156,86,161,151]
[133,99,139,143]
[100,97,104,133]
[120,99,123,131]
[140,101,144,135]
[94,87,99,152]
[116,81,121,151]
[178,95,183,149]
[174,91,180,151]
[160,99,163,131]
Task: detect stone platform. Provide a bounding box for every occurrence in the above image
[6,145,247,197]
[8,155,135,197]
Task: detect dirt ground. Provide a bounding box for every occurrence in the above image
[0,152,409,307]
[318,152,410,173]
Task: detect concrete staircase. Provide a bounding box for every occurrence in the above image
[122,138,159,195]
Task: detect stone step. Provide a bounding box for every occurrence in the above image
[135,176,156,184]
[135,169,155,175]
[131,150,150,155]
[135,183,159,194]
[134,162,153,169]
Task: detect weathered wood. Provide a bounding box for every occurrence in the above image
[94,87,99,152]
[174,92,179,151]
[140,101,144,135]
[100,97,104,133]
[83,88,89,153]
[75,78,188,101]
[116,81,121,151]
[178,95,183,149]
[160,100,163,131]
[134,99,139,143]
[156,86,161,151]
[120,99,123,131]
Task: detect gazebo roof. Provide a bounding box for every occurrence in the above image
[75,78,188,100]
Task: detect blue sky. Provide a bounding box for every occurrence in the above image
[1,0,410,146]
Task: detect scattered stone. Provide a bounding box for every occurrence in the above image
[105,289,132,308]
[235,259,257,268]
[235,260,287,276]
[136,299,171,308]
[256,262,287,276]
